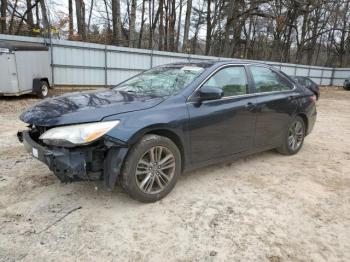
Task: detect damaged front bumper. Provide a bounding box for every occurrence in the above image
[17,130,128,190]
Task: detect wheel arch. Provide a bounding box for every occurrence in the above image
[128,126,186,172]
[297,113,308,134]
[40,77,50,87]
[32,77,50,94]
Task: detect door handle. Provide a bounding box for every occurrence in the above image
[245,102,257,111]
[287,94,298,101]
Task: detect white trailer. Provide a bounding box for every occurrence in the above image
[0,40,51,97]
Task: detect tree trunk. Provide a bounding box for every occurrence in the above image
[168,0,176,51]
[68,0,74,39]
[87,0,94,34]
[148,0,154,49]
[103,0,111,43]
[164,0,168,50]
[129,0,136,47]
[138,0,146,48]
[35,1,40,27]
[26,0,34,34]
[111,0,121,45]
[0,0,6,33]
[205,0,212,55]
[222,0,235,57]
[9,0,18,34]
[182,0,192,52]
[75,0,86,40]
[175,0,183,51]
[158,0,164,50]
[338,0,350,67]
[40,0,49,32]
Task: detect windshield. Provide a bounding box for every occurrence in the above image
[113,64,206,97]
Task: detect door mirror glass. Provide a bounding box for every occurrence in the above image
[199,86,223,101]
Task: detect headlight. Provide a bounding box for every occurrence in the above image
[39,120,120,146]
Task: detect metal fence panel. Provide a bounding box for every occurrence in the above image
[0,34,349,87]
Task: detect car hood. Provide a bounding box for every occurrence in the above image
[20,89,164,127]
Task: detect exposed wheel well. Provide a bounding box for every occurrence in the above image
[298,113,308,134]
[40,78,50,88]
[145,129,185,171]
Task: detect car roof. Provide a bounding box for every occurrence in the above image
[166,60,272,68]
[292,76,312,80]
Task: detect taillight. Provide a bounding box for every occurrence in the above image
[309,95,317,103]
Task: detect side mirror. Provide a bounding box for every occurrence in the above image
[199,86,223,101]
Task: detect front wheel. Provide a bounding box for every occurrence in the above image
[120,134,181,203]
[277,116,305,155]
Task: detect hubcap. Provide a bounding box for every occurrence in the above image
[42,85,48,97]
[135,146,176,194]
[288,120,304,151]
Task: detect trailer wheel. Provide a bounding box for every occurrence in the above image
[38,80,50,98]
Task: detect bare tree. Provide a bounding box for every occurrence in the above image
[168,0,176,51]
[182,0,192,52]
[139,0,146,48]
[175,0,183,51]
[129,0,136,47]
[8,0,18,34]
[26,0,34,34]
[111,0,121,45]
[158,0,164,50]
[87,0,94,34]
[68,0,74,39]
[40,0,49,31]
[0,0,6,33]
[75,0,86,40]
[205,0,211,55]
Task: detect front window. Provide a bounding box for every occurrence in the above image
[113,64,207,97]
[202,66,248,97]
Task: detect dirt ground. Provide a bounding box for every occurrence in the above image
[0,87,349,262]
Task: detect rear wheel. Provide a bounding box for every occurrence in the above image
[120,134,181,202]
[38,80,50,98]
[277,116,305,155]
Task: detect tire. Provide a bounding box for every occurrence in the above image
[343,86,350,91]
[119,134,181,203]
[277,116,305,155]
[38,80,50,98]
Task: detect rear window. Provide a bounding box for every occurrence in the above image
[250,66,293,93]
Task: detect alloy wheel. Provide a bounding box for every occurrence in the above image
[288,120,304,151]
[135,146,176,194]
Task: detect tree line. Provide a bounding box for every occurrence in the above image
[0,0,350,67]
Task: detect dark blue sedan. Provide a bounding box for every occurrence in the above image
[18,61,317,202]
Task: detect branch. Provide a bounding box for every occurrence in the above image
[36,206,82,234]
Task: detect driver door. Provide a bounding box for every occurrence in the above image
[186,66,257,163]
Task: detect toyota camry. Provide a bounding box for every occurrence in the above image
[18,61,317,202]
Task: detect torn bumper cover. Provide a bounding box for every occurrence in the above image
[17,130,128,190]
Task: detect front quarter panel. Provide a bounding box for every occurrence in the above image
[102,95,189,160]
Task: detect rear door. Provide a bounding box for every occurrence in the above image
[187,65,257,163]
[0,53,19,94]
[247,65,298,148]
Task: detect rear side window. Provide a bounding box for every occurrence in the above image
[250,66,293,93]
[304,78,314,86]
[203,66,247,97]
